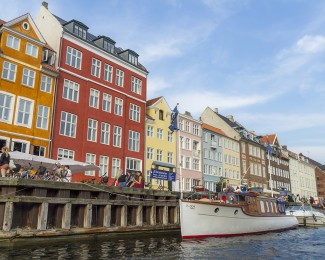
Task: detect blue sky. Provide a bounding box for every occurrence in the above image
[1,0,325,164]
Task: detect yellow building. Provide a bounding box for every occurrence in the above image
[0,14,58,156]
[145,97,177,190]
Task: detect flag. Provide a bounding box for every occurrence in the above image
[169,104,179,133]
[266,136,274,157]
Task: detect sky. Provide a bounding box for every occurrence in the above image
[1,0,324,164]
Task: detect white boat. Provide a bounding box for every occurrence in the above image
[180,191,298,239]
[286,205,325,226]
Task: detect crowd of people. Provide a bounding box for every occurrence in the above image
[114,170,144,189]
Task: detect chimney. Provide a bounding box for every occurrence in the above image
[42,2,48,9]
[214,108,218,114]
[226,115,234,122]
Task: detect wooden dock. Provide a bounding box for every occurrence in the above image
[0,178,180,240]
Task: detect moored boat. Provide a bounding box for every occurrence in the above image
[180,190,298,239]
[286,205,325,226]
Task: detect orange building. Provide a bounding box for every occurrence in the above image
[0,14,58,157]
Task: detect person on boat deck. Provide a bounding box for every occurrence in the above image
[0,147,10,177]
[234,186,241,193]
[126,170,134,187]
[64,165,72,182]
[130,171,144,188]
[117,170,127,187]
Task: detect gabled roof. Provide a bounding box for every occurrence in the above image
[218,113,238,128]
[260,134,277,145]
[202,123,227,137]
[299,153,323,167]
[146,96,163,107]
[0,19,6,26]
[145,113,155,121]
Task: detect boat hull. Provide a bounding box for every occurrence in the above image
[180,200,298,239]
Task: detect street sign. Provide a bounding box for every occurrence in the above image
[150,169,176,182]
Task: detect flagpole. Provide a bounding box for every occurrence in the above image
[269,152,273,197]
[178,126,183,199]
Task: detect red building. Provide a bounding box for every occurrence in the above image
[35,3,148,183]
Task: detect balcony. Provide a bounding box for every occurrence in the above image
[210,141,217,149]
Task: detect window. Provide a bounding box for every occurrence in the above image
[99,156,109,177]
[0,92,14,123]
[40,75,52,93]
[179,119,183,130]
[186,178,191,191]
[63,79,79,102]
[185,157,190,169]
[36,105,49,129]
[131,76,142,94]
[21,68,35,88]
[157,150,163,161]
[15,97,34,127]
[1,61,17,82]
[73,24,87,39]
[115,69,124,87]
[103,41,115,53]
[87,119,98,142]
[168,132,173,142]
[111,158,121,178]
[128,130,140,152]
[159,110,164,120]
[185,138,190,150]
[101,122,110,145]
[102,93,112,112]
[91,58,101,78]
[129,54,138,65]
[167,152,173,164]
[6,35,20,50]
[193,124,199,135]
[114,98,123,116]
[157,128,163,139]
[104,64,113,82]
[33,146,45,157]
[113,126,122,147]
[60,111,77,137]
[147,126,153,137]
[186,121,190,132]
[130,103,140,122]
[12,139,29,153]
[25,43,38,58]
[85,153,96,176]
[126,158,141,171]
[193,159,199,170]
[89,88,99,108]
[57,148,74,159]
[147,147,154,160]
[66,46,82,69]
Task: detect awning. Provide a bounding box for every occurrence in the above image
[151,161,176,169]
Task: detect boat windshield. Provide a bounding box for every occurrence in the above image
[287,206,302,211]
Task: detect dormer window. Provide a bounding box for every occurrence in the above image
[129,53,138,65]
[103,40,115,53]
[73,24,87,39]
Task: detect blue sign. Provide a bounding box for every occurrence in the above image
[150,169,176,182]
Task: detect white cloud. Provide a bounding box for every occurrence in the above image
[147,77,173,97]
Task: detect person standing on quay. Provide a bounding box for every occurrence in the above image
[0,147,10,177]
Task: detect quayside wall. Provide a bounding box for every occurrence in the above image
[0,178,180,240]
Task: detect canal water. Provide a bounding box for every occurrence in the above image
[0,227,324,259]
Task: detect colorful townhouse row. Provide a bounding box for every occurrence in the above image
[1,3,324,199]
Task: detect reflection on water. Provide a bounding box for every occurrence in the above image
[0,228,324,259]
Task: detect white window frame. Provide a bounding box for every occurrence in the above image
[73,24,87,39]
[129,103,140,122]
[21,68,36,88]
[40,74,52,93]
[157,149,163,161]
[36,105,50,130]
[115,69,124,87]
[126,157,142,171]
[89,88,100,109]
[99,155,109,177]
[11,138,30,153]
[104,64,113,82]
[66,46,82,69]
[128,130,140,152]
[131,76,142,95]
[168,131,173,142]
[2,61,17,82]
[157,128,163,140]
[167,152,173,164]
[113,125,122,147]
[25,42,38,58]
[100,122,110,145]
[147,125,154,137]
[87,118,98,142]
[6,34,20,50]
[85,153,96,176]
[63,79,80,103]
[59,111,77,138]
[147,147,154,160]
[14,96,34,128]
[111,158,121,178]
[102,93,112,112]
[57,148,74,159]
[0,91,15,124]
[114,97,123,116]
[91,58,101,78]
